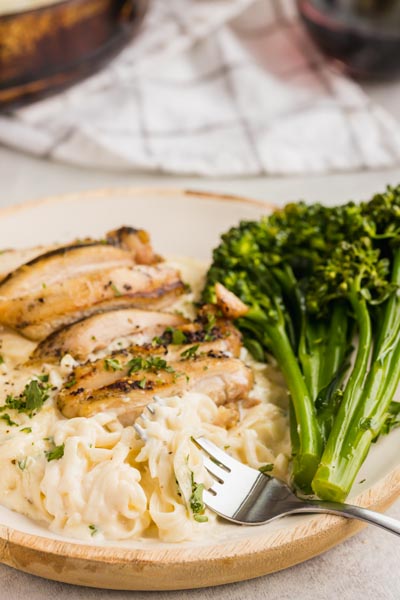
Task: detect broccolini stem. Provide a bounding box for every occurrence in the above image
[318,301,349,392]
[311,292,372,500]
[312,324,400,502]
[312,250,400,501]
[373,249,400,362]
[266,321,322,491]
[298,317,326,403]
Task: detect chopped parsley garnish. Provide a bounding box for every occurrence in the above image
[17,458,28,471]
[0,413,17,427]
[138,377,147,389]
[127,356,175,375]
[88,524,98,536]
[0,355,4,365]
[20,427,32,434]
[170,328,187,345]
[189,471,208,523]
[204,313,217,341]
[37,374,49,383]
[104,358,123,372]
[110,283,122,297]
[45,443,65,462]
[259,463,274,474]
[180,344,200,360]
[0,377,51,417]
[64,377,76,389]
[152,327,188,346]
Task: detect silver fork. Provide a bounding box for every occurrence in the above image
[134,401,400,536]
[193,436,400,536]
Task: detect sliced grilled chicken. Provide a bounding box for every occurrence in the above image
[55,319,241,391]
[0,244,136,300]
[32,309,188,361]
[0,265,184,341]
[54,318,240,388]
[0,245,60,283]
[106,226,160,264]
[0,227,159,301]
[58,354,253,425]
[154,318,242,356]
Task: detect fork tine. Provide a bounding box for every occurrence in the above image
[192,437,238,471]
[134,423,148,441]
[146,395,163,415]
[202,456,227,483]
[203,488,219,507]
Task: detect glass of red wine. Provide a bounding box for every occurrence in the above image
[297,0,400,79]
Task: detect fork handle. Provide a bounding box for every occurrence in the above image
[289,500,400,537]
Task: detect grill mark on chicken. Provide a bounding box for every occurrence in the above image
[32,309,188,361]
[0,245,61,283]
[57,354,253,425]
[0,265,185,341]
[0,227,159,303]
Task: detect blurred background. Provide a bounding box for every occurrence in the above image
[0,0,399,207]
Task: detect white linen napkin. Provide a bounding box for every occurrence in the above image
[1,0,400,176]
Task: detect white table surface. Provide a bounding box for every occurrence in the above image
[1,77,400,599]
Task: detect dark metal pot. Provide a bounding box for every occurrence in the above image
[0,0,149,110]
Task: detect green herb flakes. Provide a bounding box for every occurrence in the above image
[110,283,122,297]
[0,377,51,417]
[259,464,274,474]
[138,377,147,389]
[17,458,28,471]
[189,471,208,523]
[64,377,77,389]
[104,358,123,372]
[127,355,175,375]
[45,443,65,462]
[180,344,200,360]
[0,413,17,427]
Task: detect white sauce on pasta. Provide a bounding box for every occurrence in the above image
[0,259,290,543]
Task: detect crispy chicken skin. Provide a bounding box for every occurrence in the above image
[32,309,188,361]
[106,226,160,264]
[0,265,184,341]
[58,354,253,425]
